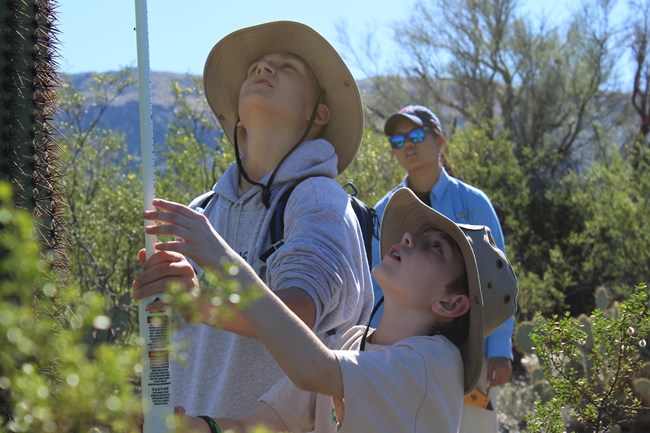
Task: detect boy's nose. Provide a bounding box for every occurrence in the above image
[401,231,414,246]
[255,60,274,74]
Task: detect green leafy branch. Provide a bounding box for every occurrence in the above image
[525,284,650,433]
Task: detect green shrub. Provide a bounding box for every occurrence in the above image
[0,183,140,432]
[525,284,650,433]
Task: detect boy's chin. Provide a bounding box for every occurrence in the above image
[371,263,388,284]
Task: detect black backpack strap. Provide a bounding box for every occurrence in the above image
[258,178,377,268]
[192,190,216,213]
[343,181,378,266]
[259,183,297,263]
[349,195,378,266]
[259,177,311,263]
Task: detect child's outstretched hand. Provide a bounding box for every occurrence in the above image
[144,198,231,270]
[137,198,265,334]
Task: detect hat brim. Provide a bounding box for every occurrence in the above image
[379,188,484,393]
[203,21,363,175]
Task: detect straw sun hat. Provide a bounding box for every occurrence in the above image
[379,188,519,393]
[203,20,363,175]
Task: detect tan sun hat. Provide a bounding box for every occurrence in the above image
[379,188,518,393]
[203,20,364,175]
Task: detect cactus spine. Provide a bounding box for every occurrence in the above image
[0,0,66,268]
[1,0,64,422]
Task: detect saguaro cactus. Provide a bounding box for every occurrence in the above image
[0,0,65,268]
[1,0,64,422]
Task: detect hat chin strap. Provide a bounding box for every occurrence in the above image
[359,296,444,351]
[360,296,384,351]
[233,89,325,208]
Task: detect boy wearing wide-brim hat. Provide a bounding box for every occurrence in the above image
[372,105,515,432]
[161,188,518,433]
[132,20,373,419]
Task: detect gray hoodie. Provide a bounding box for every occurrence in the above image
[171,138,374,418]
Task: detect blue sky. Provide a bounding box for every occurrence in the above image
[58,0,409,79]
[57,0,607,80]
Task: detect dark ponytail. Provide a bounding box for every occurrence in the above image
[436,132,457,178]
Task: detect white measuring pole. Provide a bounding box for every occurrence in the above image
[134,1,174,431]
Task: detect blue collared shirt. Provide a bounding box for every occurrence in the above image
[370,168,514,359]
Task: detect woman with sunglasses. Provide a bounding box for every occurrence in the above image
[370,104,515,433]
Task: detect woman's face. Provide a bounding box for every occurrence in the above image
[389,118,443,174]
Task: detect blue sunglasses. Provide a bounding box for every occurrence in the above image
[388,128,430,149]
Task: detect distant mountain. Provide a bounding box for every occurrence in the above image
[58,71,378,158]
[60,71,633,170]
[60,71,206,156]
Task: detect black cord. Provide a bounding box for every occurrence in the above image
[360,296,384,351]
[232,88,325,208]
